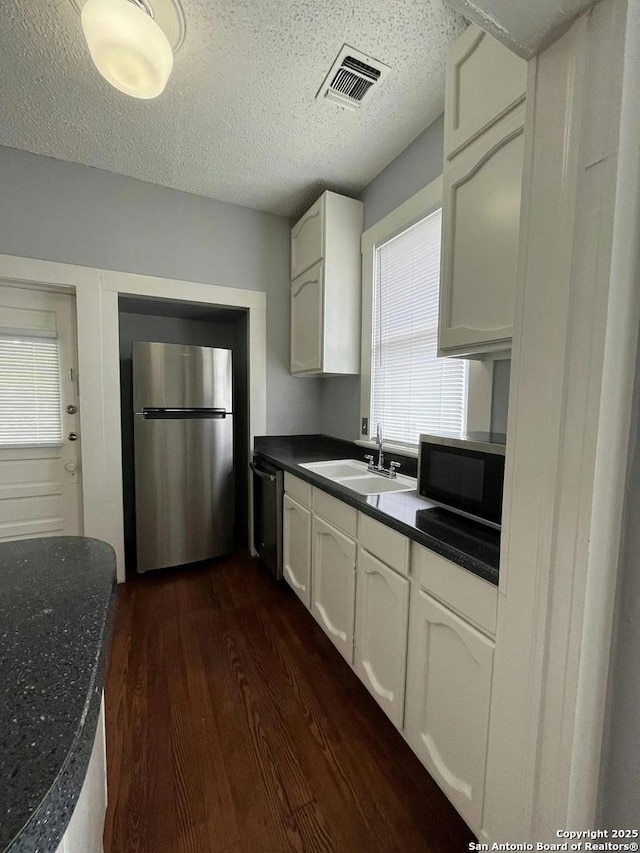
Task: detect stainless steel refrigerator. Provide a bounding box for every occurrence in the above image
[132,341,234,573]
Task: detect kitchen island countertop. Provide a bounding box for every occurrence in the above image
[0,536,116,853]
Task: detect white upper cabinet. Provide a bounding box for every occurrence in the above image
[290,191,363,376]
[291,261,324,374]
[439,25,527,359]
[291,195,324,280]
[444,26,527,161]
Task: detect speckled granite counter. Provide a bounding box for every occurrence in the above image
[254,435,500,585]
[0,537,116,853]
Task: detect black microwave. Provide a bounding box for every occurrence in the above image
[417,432,506,529]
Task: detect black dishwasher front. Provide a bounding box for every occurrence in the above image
[250,457,283,580]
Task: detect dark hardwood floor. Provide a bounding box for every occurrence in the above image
[104,552,475,853]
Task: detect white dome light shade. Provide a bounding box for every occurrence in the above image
[81,0,173,99]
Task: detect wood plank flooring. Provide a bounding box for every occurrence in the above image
[104,552,475,853]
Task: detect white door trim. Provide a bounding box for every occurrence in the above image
[483,0,639,840]
[0,254,267,583]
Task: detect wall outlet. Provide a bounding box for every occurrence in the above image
[361,417,368,435]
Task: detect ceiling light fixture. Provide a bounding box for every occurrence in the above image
[81,0,174,99]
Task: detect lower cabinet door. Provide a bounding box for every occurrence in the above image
[283,494,312,608]
[311,515,357,663]
[55,698,107,853]
[355,548,409,728]
[404,586,494,835]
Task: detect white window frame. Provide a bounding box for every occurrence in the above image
[359,176,474,456]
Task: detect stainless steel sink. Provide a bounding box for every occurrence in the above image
[299,459,416,495]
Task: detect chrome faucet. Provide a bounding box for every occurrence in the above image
[364,424,401,479]
[376,423,384,470]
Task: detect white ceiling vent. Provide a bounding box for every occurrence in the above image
[316,45,390,111]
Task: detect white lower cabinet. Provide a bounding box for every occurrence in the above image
[354,547,409,727]
[404,585,494,835]
[283,493,312,608]
[280,477,497,836]
[311,515,357,663]
[56,698,107,853]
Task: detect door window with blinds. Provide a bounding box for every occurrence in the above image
[369,207,467,449]
[0,336,63,446]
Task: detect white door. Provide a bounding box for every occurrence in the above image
[355,547,410,728]
[283,493,312,608]
[404,585,494,835]
[311,515,356,663]
[0,284,82,541]
[290,260,324,374]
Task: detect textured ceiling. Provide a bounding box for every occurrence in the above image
[0,0,466,217]
[446,0,595,57]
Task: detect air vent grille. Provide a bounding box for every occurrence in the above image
[330,68,375,101]
[341,55,382,81]
[316,45,390,112]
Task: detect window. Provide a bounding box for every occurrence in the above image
[360,178,467,450]
[0,336,63,446]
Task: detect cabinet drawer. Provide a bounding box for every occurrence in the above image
[411,542,497,637]
[313,488,357,538]
[284,473,312,508]
[291,194,324,279]
[358,513,409,577]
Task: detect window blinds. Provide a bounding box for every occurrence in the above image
[0,337,63,446]
[371,209,467,448]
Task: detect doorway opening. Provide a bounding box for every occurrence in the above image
[118,295,249,577]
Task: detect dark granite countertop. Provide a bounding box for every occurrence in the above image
[254,435,500,585]
[0,537,117,853]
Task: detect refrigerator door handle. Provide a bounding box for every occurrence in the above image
[141,407,228,419]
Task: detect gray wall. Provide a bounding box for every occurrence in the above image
[320,115,511,441]
[0,144,322,435]
[359,114,446,231]
[597,341,640,825]
[320,115,447,441]
[491,360,511,434]
[119,310,249,569]
[319,114,511,442]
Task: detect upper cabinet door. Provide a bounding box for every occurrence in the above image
[291,260,324,374]
[291,195,325,280]
[444,25,527,161]
[439,106,525,357]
